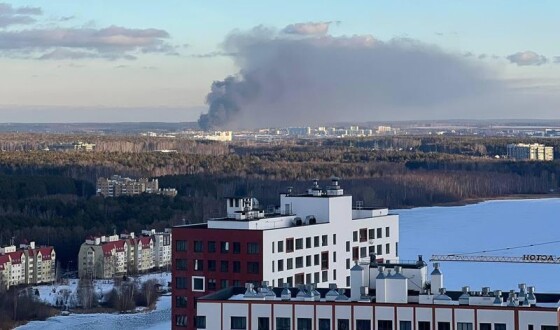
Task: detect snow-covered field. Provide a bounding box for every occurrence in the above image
[398,198,560,293]
[17,198,560,328]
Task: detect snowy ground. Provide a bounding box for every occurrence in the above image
[398,198,560,293]
[17,272,172,330]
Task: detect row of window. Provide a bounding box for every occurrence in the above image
[351,244,392,260]
[175,259,259,273]
[275,270,332,288]
[353,227,390,243]
[186,317,558,330]
[273,235,332,254]
[176,240,260,254]
[272,252,330,272]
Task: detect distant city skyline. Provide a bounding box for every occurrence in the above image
[0,1,559,123]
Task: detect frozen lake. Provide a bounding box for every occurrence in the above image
[398,198,560,293]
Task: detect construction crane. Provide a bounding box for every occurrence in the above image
[430,239,560,264]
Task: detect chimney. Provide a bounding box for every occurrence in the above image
[350,261,364,301]
[375,266,387,303]
[281,283,291,301]
[431,263,443,294]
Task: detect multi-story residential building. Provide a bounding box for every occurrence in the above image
[507,143,554,161]
[96,175,177,197]
[0,241,56,290]
[78,229,171,279]
[172,178,399,329]
[196,259,559,330]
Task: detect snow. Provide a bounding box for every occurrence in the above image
[397,198,560,293]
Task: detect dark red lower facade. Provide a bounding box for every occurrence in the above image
[172,224,264,330]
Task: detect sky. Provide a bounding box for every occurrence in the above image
[0,1,559,124]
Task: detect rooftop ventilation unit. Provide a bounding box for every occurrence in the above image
[292,217,303,226]
[305,215,316,225]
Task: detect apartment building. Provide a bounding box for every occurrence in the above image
[96,175,177,197]
[78,229,171,279]
[196,260,559,330]
[0,241,56,290]
[507,143,554,161]
[172,178,399,329]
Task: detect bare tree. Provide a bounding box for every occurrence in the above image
[76,277,97,309]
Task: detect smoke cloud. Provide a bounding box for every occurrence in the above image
[198,25,557,130]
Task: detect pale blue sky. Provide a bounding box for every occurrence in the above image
[0,1,558,122]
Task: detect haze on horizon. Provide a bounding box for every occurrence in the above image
[0,1,559,126]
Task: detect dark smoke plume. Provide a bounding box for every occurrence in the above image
[198,25,558,130]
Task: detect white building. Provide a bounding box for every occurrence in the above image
[507,143,554,161]
[0,242,56,289]
[195,260,559,330]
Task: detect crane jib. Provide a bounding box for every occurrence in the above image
[430,254,560,264]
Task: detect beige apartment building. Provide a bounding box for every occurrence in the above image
[507,143,554,161]
[96,175,177,197]
[0,241,56,290]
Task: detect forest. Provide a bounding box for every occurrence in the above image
[0,133,558,268]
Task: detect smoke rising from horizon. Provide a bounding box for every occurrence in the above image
[198,25,557,130]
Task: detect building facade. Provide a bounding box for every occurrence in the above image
[196,260,559,330]
[0,241,56,290]
[172,178,399,329]
[507,143,554,161]
[78,229,171,279]
[96,175,177,197]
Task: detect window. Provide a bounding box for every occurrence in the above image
[208,279,216,290]
[346,276,350,287]
[369,246,375,255]
[541,327,558,330]
[368,228,375,239]
[296,257,303,268]
[208,260,216,271]
[247,243,260,254]
[319,319,330,330]
[314,236,320,247]
[360,247,367,258]
[400,321,412,330]
[306,255,311,267]
[175,296,187,307]
[386,243,390,255]
[346,241,350,252]
[306,237,311,248]
[287,258,293,270]
[495,324,506,330]
[338,319,350,330]
[278,278,284,287]
[386,227,390,237]
[176,240,187,251]
[322,235,328,246]
[286,238,294,252]
[353,231,358,242]
[295,273,304,285]
[176,259,187,270]
[258,317,270,330]
[479,324,491,330]
[377,228,382,239]
[438,322,451,330]
[278,241,284,252]
[278,259,284,271]
[287,276,293,287]
[314,254,320,266]
[322,270,328,282]
[176,277,187,289]
[418,322,431,330]
[192,277,204,291]
[352,247,359,260]
[396,242,399,257]
[333,269,336,280]
[333,234,336,244]
[321,252,329,270]
[356,320,371,330]
[277,317,291,330]
[457,323,473,330]
[377,244,382,255]
[231,316,247,330]
[175,315,187,327]
[221,279,228,289]
[297,318,312,330]
[296,238,303,250]
[247,262,259,274]
[221,241,229,253]
[333,251,337,262]
[233,242,241,254]
[194,240,203,252]
[233,261,241,273]
[208,241,216,252]
[378,320,393,330]
[272,242,275,253]
[196,316,206,329]
[359,228,367,242]
[221,261,229,272]
[306,273,311,284]
[314,272,320,283]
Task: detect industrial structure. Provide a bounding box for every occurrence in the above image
[172,178,399,329]
[195,258,559,330]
